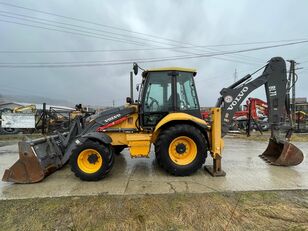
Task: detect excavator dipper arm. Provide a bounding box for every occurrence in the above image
[216,57,303,167]
[218,57,287,136]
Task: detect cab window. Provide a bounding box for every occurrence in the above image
[176,72,199,110]
[143,72,172,112]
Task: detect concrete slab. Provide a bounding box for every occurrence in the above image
[0,138,307,199]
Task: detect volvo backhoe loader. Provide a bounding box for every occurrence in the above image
[2,57,304,183]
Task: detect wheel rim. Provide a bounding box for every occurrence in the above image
[168,136,197,165]
[77,149,103,173]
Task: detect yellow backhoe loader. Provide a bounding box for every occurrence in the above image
[2,57,304,183]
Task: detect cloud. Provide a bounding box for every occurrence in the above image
[0,0,307,107]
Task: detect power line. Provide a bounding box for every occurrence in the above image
[2,40,306,54]
[0,15,152,47]
[0,41,302,54]
[0,10,306,54]
[0,1,305,66]
[0,15,292,65]
[0,53,257,66]
[0,18,262,66]
[0,14,253,65]
[0,19,150,47]
[204,46,264,64]
[0,10,178,47]
[0,47,182,54]
[0,41,305,55]
[1,2,306,51]
[0,2,299,68]
[1,40,307,68]
[0,18,261,66]
[0,1,216,46]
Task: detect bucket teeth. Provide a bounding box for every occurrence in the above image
[259,155,268,162]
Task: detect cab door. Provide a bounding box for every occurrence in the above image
[141,72,173,128]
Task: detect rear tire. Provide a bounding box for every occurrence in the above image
[155,124,207,176]
[70,140,114,181]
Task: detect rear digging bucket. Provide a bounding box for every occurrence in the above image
[259,139,304,166]
[2,137,63,183]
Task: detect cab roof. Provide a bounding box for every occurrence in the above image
[142,67,197,77]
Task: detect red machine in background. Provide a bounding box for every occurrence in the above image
[234,98,268,120]
[202,97,269,133]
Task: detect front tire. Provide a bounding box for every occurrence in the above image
[70,140,114,181]
[155,124,207,176]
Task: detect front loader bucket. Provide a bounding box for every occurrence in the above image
[259,139,304,166]
[2,136,65,183]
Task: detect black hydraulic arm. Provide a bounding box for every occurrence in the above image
[216,57,288,137]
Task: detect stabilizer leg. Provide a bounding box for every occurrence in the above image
[204,156,226,177]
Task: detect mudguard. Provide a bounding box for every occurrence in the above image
[61,132,112,164]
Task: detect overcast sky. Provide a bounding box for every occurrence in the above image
[0,0,308,107]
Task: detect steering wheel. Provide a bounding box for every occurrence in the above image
[179,99,188,109]
[149,97,159,111]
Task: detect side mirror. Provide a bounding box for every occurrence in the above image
[133,62,138,75]
[126,97,132,104]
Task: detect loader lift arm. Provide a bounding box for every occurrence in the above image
[206,57,304,176]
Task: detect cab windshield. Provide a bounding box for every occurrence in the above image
[142,71,199,112]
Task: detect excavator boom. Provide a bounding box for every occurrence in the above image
[216,57,303,166]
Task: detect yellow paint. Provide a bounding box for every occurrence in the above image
[152,112,208,142]
[126,133,152,157]
[77,149,102,174]
[103,106,211,160]
[99,105,151,157]
[168,136,197,165]
[70,110,83,119]
[111,110,138,131]
[210,108,224,158]
[145,67,196,73]
[13,104,36,113]
[107,132,152,158]
[108,133,127,145]
[106,106,139,146]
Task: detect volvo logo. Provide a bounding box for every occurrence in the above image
[224,95,233,103]
[227,87,249,110]
[104,114,121,123]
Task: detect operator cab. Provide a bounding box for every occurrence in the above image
[138,68,201,128]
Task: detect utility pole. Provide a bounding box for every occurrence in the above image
[112,100,115,108]
[291,61,296,115]
[287,60,298,129]
[130,71,134,101]
[287,60,296,115]
[233,68,238,83]
[42,102,47,134]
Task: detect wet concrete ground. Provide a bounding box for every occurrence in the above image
[0,138,307,199]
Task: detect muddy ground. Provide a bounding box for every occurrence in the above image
[0,190,307,231]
